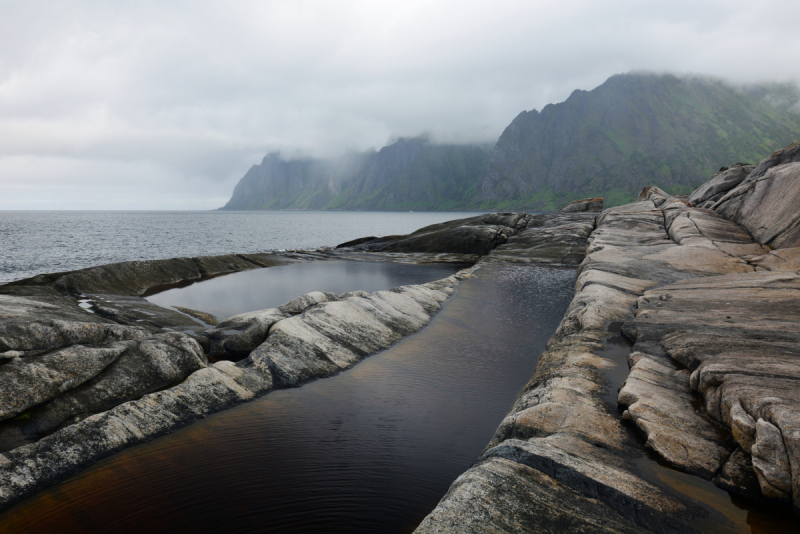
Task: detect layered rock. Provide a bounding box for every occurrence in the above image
[0,249,474,512]
[418,144,800,531]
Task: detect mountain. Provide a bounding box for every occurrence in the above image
[474,73,800,209]
[220,137,492,211]
[221,73,800,211]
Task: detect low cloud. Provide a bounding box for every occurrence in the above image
[2,0,799,209]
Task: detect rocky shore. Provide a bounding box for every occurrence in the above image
[0,250,476,511]
[416,141,800,532]
[0,140,798,531]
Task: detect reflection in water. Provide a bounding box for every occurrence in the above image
[0,265,577,534]
[146,261,469,320]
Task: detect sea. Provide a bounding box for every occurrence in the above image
[0,210,485,284]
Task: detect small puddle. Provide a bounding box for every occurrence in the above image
[146,260,469,320]
[596,321,800,533]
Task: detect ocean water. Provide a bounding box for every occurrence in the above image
[0,210,484,284]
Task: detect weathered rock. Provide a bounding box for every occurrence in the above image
[559,197,604,213]
[752,419,793,500]
[51,253,290,296]
[714,162,800,248]
[174,307,219,326]
[688,164,754,207]
[249,284,450,386]
[713,447,765,502]
[618,353,735,479]
[0,268,469,512]
[482,212,597,265]
[0,332,207,451]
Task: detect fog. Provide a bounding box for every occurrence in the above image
[2,0,799,209]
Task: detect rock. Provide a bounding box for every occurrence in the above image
[752,419,793,500]
[0,332,207,451]
[743,139,800,182]
[688,164,754,207]
[482,213,597,265]
[617,354,736,479]
[558,197,604,213]
[713,447,765,502]
[337,213,526,256]
[277,291,339,315]
[204,308,288,360]
[174,307,219,326]
[713,162,800,248]
[0,270,466,512]
[51,253,290,296]
[249,285,448,387]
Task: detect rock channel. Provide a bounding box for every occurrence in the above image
[415,141,800,532]
[1,140,799,532]
[0,249,479,511]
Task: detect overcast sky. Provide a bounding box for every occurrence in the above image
[2,0,800,210]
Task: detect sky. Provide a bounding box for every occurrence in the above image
[2,0,800,210]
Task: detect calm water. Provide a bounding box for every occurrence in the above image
[147,261,470,320]
[0,211,483,284]
[0,265,577,533]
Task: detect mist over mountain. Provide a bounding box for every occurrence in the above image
[220,137,492,211]
[222,72,800,211]
[476,72,800,209]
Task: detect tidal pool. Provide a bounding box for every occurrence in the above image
[146,260,469,320]
[0,265,576,533]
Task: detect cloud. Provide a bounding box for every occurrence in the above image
[1,0,800,209]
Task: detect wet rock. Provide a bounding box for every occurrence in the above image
[415,458,644,534]
[713,447,765,502]
[618,354,736,479]
[249,284,448,387]
[337,213,525,256]
[482,212,597,265]
[51,253,290,296]
[174,307,219,326]
[558,197,604,213]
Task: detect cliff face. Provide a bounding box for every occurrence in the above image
[222,73,800,212]
[474,73,800,210]
[220,137,492,211]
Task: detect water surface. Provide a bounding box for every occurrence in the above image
[147,260,468,320]
[0,210,483,283]
[0,265,576,533]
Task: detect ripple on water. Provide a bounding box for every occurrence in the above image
[0,265,577,533]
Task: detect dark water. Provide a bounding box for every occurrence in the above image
[0,265,577,533]
[0,210,483,284]
[147,261,469,320]
[597,324,800,533]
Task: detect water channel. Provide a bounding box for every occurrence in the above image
[0,263,577,533]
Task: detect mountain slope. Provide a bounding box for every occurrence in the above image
[220,137,492,211]
[474,73,800,209]
[221,73,800,212]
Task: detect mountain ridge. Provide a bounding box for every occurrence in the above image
[221,72,800,211]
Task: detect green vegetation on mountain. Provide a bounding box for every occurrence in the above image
[221,73,800,211]
[476,73,800,210]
